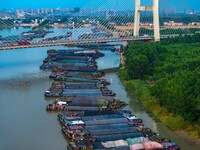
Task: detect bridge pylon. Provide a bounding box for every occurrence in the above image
[134,0,160,41]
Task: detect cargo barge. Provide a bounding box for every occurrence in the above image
[40,49,179,150]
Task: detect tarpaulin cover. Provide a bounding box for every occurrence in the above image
[61,67,96,72]
[96,133,144,142]
[69,95,114,102]
[126,137,150,145]
[129,141,164,150]
[101,140,128,148]
[69,126,83,130]
[69,99,109,107]
[64,106,99,111]
[83,110,119,116]
[89,127,137,136]
[85,118,128,126]
[64,84,97,89]
[82,114,123,121]
[84,123,129,130]
[111,146,130,150]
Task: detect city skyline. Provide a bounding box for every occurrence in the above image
[0,0,200,11]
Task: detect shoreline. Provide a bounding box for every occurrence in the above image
[117,68,200,146]
[99,67,119,73]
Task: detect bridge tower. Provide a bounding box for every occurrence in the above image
[134,0,160,41]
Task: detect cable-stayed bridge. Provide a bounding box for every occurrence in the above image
[0,0,199,50]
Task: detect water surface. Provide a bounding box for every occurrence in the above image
[0,35,199,150]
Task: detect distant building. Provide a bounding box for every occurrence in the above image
[41,8,45,14]
[108,22,116,26]
[20,19,39,27]
[50,8,53,13]
[83,24,92,27]
[126,22,134,26]
[106,11,110,20]
[31,10,34,16]
[16,9,24,18]
[35,19,38,24]
[50,23,67,28]
[37,9,40,14]
[189,22,200,26]
[140,22,153,27]
[45,9,48,14]
[163,21,183,26]
[20,23,38,27]
[40,19,45,23]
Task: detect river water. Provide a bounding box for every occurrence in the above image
[0,28,199,150]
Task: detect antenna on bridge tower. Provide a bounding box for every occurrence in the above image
[134,0,160,41]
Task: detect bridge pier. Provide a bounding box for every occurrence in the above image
[153,0,160,41]
[134,0,141,37]
[134,0,160,41]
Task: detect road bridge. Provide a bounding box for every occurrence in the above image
[0,37,153,50]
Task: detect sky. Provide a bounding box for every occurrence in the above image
[0,0,200,10]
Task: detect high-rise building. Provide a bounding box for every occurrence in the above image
[45,8,48,14]
[41,8,45,14]
[37,9,40,14]
[16,9,20,15]
[31,9,34,16]
[16,9,24,18]
[35,19,38,24]
[106,11,110,20]
[50,8,53,13]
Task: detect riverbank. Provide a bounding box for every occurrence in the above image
[118,68,200,145]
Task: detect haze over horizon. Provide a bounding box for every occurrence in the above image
[0,0,199,11]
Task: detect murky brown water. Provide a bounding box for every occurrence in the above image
[0,47,199,150]
[104,73,200,150]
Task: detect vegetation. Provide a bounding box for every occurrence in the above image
[98,17,115,30]
[119,34,200,141]
[98,15,200,26]
[139,28,200,36]
[32,20,50,30]
[0,19,15,30]
[159,15,200,25]
[21,17,43,24]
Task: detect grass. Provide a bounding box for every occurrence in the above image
[118,69,200,142]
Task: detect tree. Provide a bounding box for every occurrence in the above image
[73,7,80,13]
[126,54,149,79]
[154,71,200,122]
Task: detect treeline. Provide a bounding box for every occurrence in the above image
[139,28,200,36]
[124,34,200,123]
[159,15,200,25]
[106,15,200,26]
[32,20,50,30]
[162,33,200,44]
[0,19,15,29]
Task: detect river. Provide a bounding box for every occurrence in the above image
[0,28,199,150]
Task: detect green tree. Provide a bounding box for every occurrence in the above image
[126,54,149,79]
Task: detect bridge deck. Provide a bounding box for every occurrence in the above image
[0,37,153,50]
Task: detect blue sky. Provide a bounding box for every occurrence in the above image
[0,0,199,10]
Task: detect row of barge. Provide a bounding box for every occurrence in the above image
[40,48,179,150]
[0,30,53,46]
[0,30,72,47]
[0,26,112,47]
